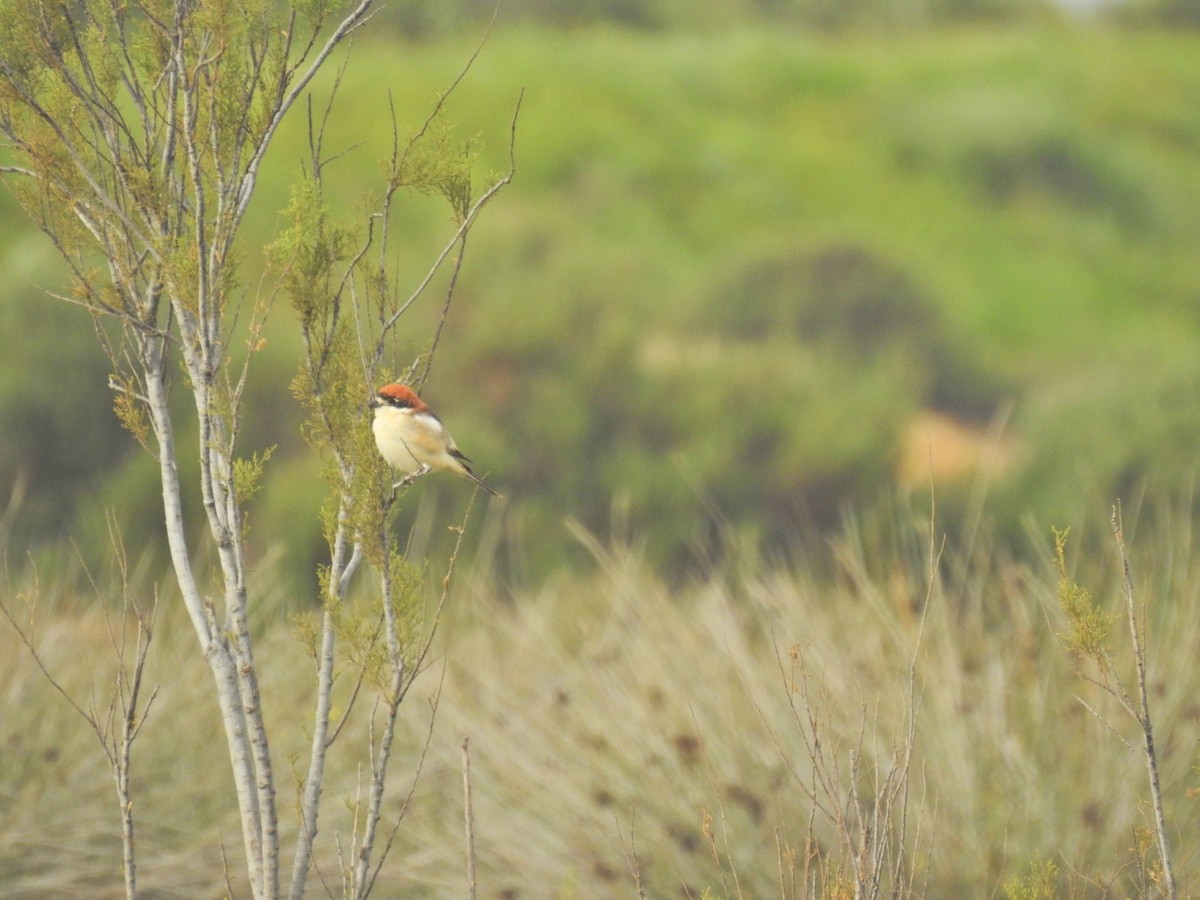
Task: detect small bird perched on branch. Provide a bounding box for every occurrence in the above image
[369,383,499,496]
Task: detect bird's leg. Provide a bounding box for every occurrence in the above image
[393,463,432,491]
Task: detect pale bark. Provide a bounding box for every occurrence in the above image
[1113,507,1176,900]
[1,3,510,894]
[289,514,361,898]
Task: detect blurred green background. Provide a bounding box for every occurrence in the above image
[3,0,1199,591]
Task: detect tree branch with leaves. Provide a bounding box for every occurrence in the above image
[0,1,513,896]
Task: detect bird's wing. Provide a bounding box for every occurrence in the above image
[405,412,457,458]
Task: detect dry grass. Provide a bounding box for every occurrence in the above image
[3,506,1199,896]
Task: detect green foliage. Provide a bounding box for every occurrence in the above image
[1002,347,1200,532]
[373,0,1063,36]
[233,446,275,506]
[269,177,357,333]
[271,179,361,450]
[1130,822,1174,896]
[383,550,427,667]
[1115,0,1200,28]
[295,550,426,695]
[111,374,151,451]
[6,25,1200,583]
[1004,856,1059,900]
[415,25,1200,574]
[703,241,1011,419]
[389,116,479,223]
[0,282,130,540]
[1053,527,1115,664]
[268,172,400,584]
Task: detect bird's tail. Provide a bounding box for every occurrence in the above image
[463,467,500,497]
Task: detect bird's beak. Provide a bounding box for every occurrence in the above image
[368,396,381,409]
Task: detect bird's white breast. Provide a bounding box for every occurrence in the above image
[372,408,423,472]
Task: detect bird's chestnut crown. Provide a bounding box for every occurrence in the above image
[375,383,421,410]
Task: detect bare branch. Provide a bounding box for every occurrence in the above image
[0,522,158,900]
[1112,504,1176,899]
[462,737,478,900]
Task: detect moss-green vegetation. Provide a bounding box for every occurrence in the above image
[4,23,1200,584]
[1004,856,1059,900]
[1054,526,1116,663]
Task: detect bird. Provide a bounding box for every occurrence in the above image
[369,382,499,496]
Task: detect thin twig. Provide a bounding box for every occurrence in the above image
[463,737,478,900]
[614,805,648,900]
[1112,504,1176,899]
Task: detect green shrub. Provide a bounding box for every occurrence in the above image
[1000,344,1200,531]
